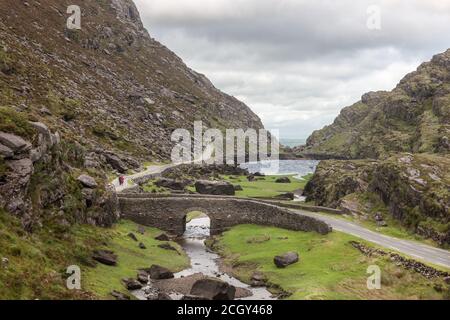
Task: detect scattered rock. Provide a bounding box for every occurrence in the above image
[250,272,266,287]
[194,180,235,196]
[0,132,32,154]
[157,292,173,300]
[275,177,291,183]
[190,278,236,300]
[138,242,146,249]
[1,257,9,268]
[104,153,128,173]
[155,233,170,241]
[147,265,174,280]
[92,250,117,266]
[137,225,145,235]
[274,252,299,268]
[234,184,243,191]
[137,270,149,284]
[181,295,205,300]
[122,278,143,290]
[158,243,177,252]
[0,144,13,158]
[246,235,270,244]
[77,174,98,189]
[127,232,138,241]
[444,276,450,285]
[111,290,131,300]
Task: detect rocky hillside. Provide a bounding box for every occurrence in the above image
[303,49,450,159]
[0,0,264,228]
[304,154,450,246]
[0,0,263,166]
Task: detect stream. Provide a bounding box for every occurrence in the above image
[134,216,275,300]
[175,217,274,300]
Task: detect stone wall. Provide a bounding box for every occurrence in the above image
[118,194,332,236]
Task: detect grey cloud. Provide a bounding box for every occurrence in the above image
[135,0,450,138]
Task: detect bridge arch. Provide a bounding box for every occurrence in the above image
[117,194,332,236]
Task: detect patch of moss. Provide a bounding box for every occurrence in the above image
[0,107,35,140]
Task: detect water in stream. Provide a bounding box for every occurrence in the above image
[175,217,275,300]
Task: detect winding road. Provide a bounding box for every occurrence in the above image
[113,161,450,269]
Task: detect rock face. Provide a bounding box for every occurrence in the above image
[273,252,299,268]
[304,154,450,245]
[195,180,235,196]
[0,0,263,166]
[190,278,236,300]
[303,49,450,159]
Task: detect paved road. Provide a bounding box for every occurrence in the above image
[290,209,450,269]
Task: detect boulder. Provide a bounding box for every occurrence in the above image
[275,192,294,200]
[157,292,173,300]
[250,272,266,287]
[0,132,32,154]
[92,250,117,266]
[127,232,138,241]
[275,177,291,183]
[147,265,174,280]
[104,153,128,173]
[233,184,243,191]
[190,278,236,300]
[77,174,98,189]
[274,252,299,268]
[0,144,13,158]
[137,270,149,284]
[155,233,170,241]
[122,278,143,290]
[158,243,177,252]
[155,178,188,190]
[111,290,131,300]
[194,180,235,195]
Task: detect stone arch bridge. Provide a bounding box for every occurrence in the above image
[117,193,332,236]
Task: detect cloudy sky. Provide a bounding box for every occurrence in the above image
[134,0,450,139]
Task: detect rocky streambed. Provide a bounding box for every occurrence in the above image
[133,217,275,300]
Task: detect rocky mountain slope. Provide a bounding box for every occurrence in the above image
[303,49,450,159]
[302,49,450,245]
[0,0,264,229]
[0,0,263,164]
[304,154,450,245]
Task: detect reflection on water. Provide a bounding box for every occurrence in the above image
[176,217,275,300]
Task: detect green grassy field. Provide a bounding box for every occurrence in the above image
[213,224,449,300]
[83,220,188,298]
[221,174,312,198]
[0,209,188,299]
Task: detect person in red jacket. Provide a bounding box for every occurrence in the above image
[119,175,125,186]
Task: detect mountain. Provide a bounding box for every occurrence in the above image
[0,0,263,229]
[0,0,263,163]
[303,49,450,159]
[302,49,450,246]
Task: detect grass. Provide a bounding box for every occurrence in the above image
[220,174,311,198]
[0,209,188,300]
[0,107,36,140]
[213,224,449,300]
[83,220,189,298]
